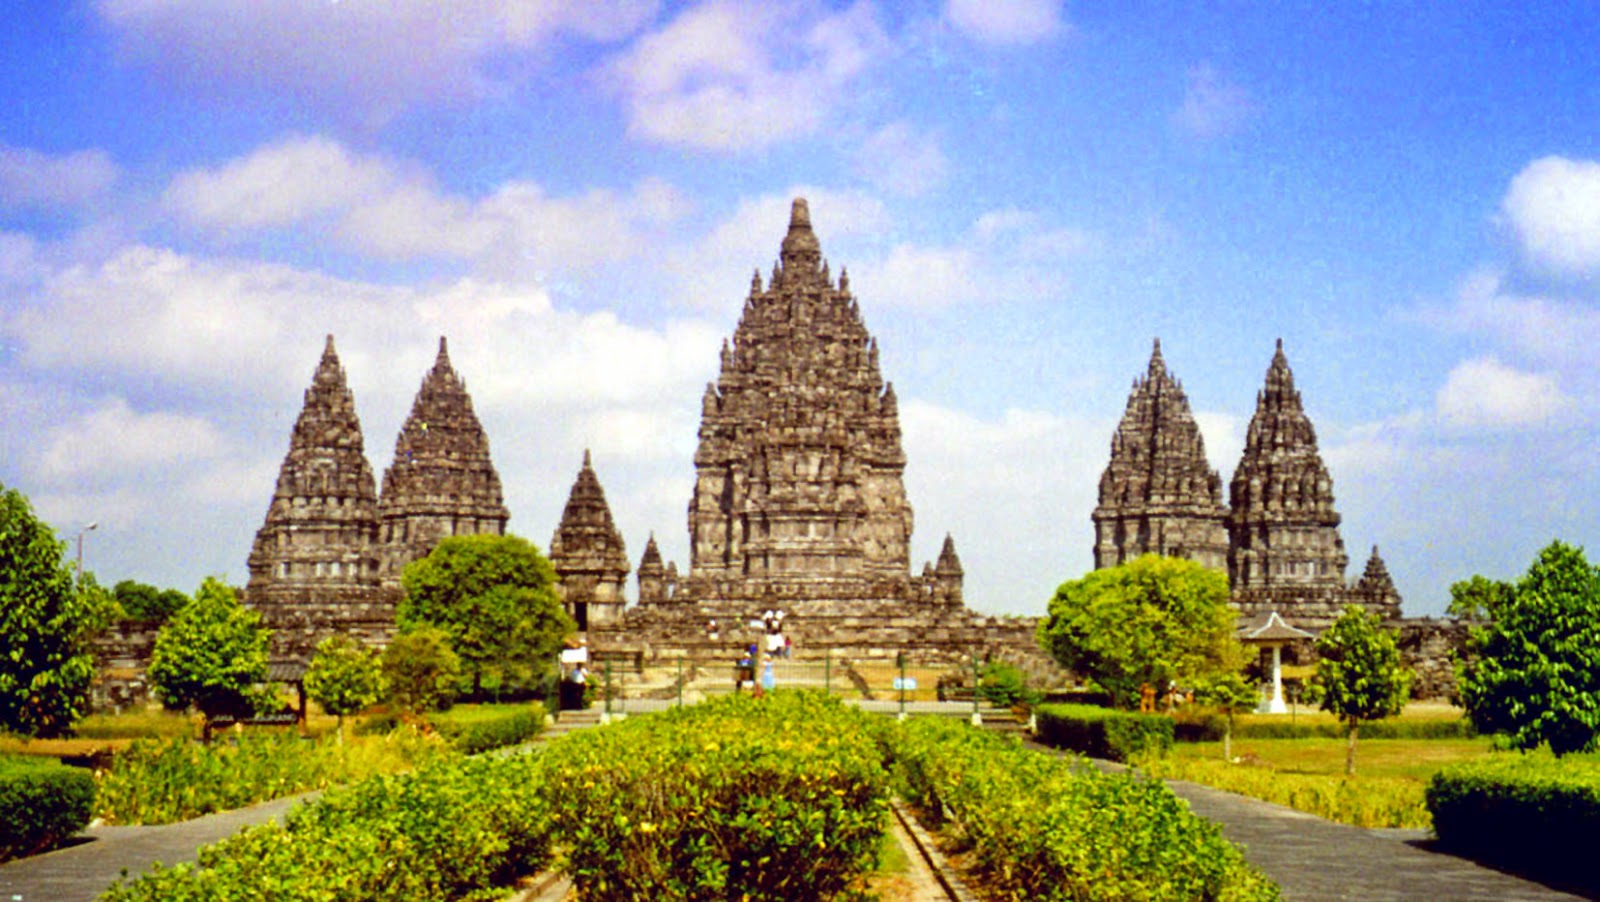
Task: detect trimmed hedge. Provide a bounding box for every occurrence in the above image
[539,691,889,901]
[1426,754,1600,888]
[100,753,552,901]
[428,706,543,754]
[887,717,1277,900]
[0,755,96,862]
[1036,702,1174,761]
[1173,711,1473,742]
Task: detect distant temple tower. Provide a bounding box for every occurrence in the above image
[1227,341,1352,621]
[1351,545,1403,620]
[245,336,393,662]
[682,197,937,605]
[549,451,631,630]
[1092,340,1229,572]
[376,337,509,584]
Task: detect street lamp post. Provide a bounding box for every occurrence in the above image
[76,522,99,588]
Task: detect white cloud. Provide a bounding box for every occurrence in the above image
[1436,357,1571,430]
[1192,410,1243,481]
[36,397,228,482]
[604,1,889,152]
[0,144,118,210]
[162,135,689,274]
[858,121,949,196]
[1173,63,1256,140]
[1501,155,1600,278]
[1420,268,1600,369]
[944,0,1065,46]
[96,0,659,118]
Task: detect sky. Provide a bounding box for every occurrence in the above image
[2,1,1598,619]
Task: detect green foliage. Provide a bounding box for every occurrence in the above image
[1446,574,1513,621]
[0,754,96,861]
[0,482,108,737]
[887,716,1277,901]
[1190,671,1260,759]
[112,580,190,624]
[539,691,890,901]
[1174,713,1473,742]
[1145,756,1430,828]
[382,625,461,714]
[304,635,384,734]
[1034,702,1175,762]
[399,534,574,697]
[1426,753,1600,889]
[1457,540,1600,756]
[1313,604,1411,774]
[977,660,1041,707]
[94,728,450,825]
[147,577,271,730]
[1037,554,1244,708]
[100,752,552,901]
[425,705,542,754]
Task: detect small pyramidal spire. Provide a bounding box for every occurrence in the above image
[322,333,338,359]
[435,335,450,368]
[1148,337,1166,376]
[936,533,963,575]
[582,447,593,468]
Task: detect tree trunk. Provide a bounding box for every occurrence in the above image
[1223,714,1233,762]
[335,714,345,745]
[1345,720,1359,776]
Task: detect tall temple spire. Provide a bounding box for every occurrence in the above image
[376,336,509,583]
[550,451,630,630]
[1227,340,1347,594]
[684,197,928,604]
[1092,339,1228,571]
[245,335,387,662]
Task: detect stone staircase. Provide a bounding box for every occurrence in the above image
[537,707,604,744]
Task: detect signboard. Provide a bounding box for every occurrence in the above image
[892,677,918,691]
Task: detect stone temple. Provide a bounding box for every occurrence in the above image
[1093,339,1402,630]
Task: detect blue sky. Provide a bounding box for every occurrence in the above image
[2,1,1598,618]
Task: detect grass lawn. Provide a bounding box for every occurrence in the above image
[1171,736,1496,781]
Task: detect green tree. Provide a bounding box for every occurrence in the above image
[1191,671,1259,763]
[147,577,271,739]
[1037,554,1245,708]
[112,580,190,624]
[381,626,461,714]
[1457,541,1600,756]
[1313,604,1412,775]
[399,534,573,698]
[0,483,110,737]
[303,635,384,742]
[1446,574,1514,621]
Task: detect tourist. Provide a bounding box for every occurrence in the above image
[707,618,719,641]
[761,657,776,693]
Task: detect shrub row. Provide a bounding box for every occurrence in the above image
[95,728,450,825]
[538,691,890,901]
[1035,702,1175,761]
[426,705,543,754]
[0,755,96,862]
[886,717,1277,900]
[100,752,551,901]
[1142,756,1430,828]
[1426,754,1600,889]
[1173,713,1472,742]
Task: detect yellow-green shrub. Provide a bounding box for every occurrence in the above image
[0,754,95,861]
[1144,756,1430,828]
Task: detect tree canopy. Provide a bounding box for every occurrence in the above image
[1457,541,1600,756]
[113,580,190,624]
[147,577,271,731]
[381,626,460,714]
[1446,574,1514,621]
[1037,554,1244,708]
[1313,604,1411,775]
[304,634,384,738]
[0,482,111,737]
[399,534,573,697]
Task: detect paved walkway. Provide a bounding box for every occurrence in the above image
[0,792,317,902]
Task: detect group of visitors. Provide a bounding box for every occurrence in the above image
[760,609,792,658]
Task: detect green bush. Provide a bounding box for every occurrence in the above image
[886,717,1276,900]
[977,660,1042,708]
[1035,702,1174,761]
[1172,711,1473,742]
[100,753,552,901]
[538,691,889,901]
[0,755,95,861]
[1145,757,1430,828]
[426,705,543,754]
[95,728,449,824]
[1426,753,1600,888]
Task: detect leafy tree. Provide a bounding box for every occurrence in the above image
[147,577,271,739]
[399,534,574,698]
[1191,671,1259,763]
[1457,541,1600,756]
[1446,574,1514,621]
[304,635,384,742]
[382,626,461,714]
[1037,554,1245,708]
[1313,604,1412,775]
[0,483,112,737]
[113,580,190,624]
